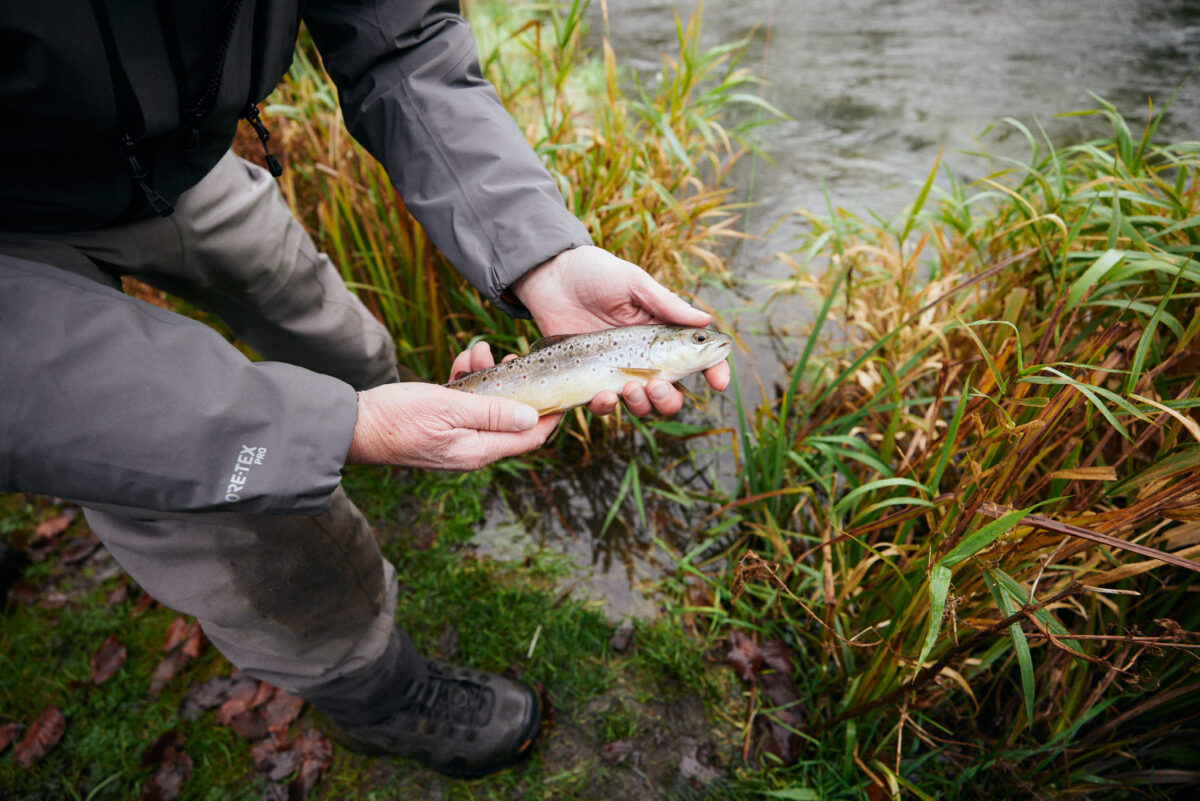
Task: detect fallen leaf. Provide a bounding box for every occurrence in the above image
[14,706,66,768]
[758,641,802,710]
[33,513,74,541]
[105,582,130,606]
[725,630,761,682]
[249,681,277,709]
[599,738,636,766]
[230,709,269,740]
[149,650,190,696]
[60,534,101,565]
[261,692,305,736]
[286,729,332,800]
[181,622,205,659]
[609,620,634,653]
[0,722,25,753]
[216,680,269,725]
[180,674,257,719]
[141,730,186,768]
[131,591,154,618]
[139,749,193,801]
[90,635,127,685]
[262,783,289,801]
[754,640,803,767]
[162,617,190,653]
[251,737,301,781]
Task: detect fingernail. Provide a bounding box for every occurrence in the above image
[648,382,670,402]
[513,405,538,431]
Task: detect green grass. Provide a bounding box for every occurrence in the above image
[0,471,739,801]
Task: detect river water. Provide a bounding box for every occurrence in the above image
[474,0,1200,618]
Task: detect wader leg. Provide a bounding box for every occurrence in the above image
[83,487,421,724]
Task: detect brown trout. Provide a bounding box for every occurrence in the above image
[445,325,732,414]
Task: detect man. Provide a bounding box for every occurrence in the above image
[0,0,728,780]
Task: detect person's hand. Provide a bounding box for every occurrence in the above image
[509,245,731,416]
[346,378,561,470]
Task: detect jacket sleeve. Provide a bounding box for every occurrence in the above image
[0,257,358,515]
[302,0,593,318]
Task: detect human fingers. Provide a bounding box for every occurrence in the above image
[631,270,711,328]
[461,412,561,467]
[642,379,684,416]
[703,360,731,392]
[619,381,654,417]
[586,390,620,415]
[443,390,540,433]
[450,341,496,381]
[468,340,497,373]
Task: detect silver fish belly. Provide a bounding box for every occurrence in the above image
[445,325,732,414]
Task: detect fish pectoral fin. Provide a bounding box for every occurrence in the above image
[537,404,569,415]
[618,367,662,379]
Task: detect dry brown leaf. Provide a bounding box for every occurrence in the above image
[138,750,193,801]
[229,709,269,741]
[90,635,127,685]
[725,630,761,682]
[600,738,636,766]
[141,730,186,768]
[148,650,190,696]
[181,622,205,659]
[261,691,305,737]
[33,513,73,541]
[162,617,190,653]
[14,706,66,768]
[287,729,333,800]
[251,736,301,781]
[130,591,154,618]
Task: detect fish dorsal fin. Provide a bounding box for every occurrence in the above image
[528,334,573,353]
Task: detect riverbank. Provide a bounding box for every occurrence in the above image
[3,2,1199,799]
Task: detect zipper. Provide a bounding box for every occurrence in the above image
[120,135,174,216]
[241,103,283,177]
[89,0,176,217]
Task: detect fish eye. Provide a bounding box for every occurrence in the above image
[692,332,709,344]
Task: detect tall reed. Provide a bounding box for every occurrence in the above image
[706,100,1200,798]
[258,0,765,384]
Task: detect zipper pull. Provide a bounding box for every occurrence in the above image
[120,134,175,216]
[242,103,283,177]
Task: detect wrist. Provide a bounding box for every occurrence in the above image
[509,246,579,309]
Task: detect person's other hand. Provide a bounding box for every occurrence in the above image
[509,245,731,416]
[346,375,561,470]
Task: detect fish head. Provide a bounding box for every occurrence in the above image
[646,326,733,377]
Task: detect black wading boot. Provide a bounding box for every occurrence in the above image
[332,658,542,779]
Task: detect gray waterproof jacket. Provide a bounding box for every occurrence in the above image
[0,0,591,515]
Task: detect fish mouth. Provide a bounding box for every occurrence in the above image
[700,337,733,367]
